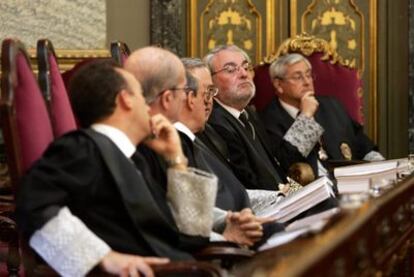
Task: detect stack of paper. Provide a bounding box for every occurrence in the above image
[334,160,398,194]
[256,176,335,223]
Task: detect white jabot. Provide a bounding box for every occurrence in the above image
[91,124,136,158]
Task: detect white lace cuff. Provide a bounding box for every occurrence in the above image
[284,114,324,157]
[167,167,218,237]
[363,150,385,161]
[247,189,284,215]
[30,207,111,277]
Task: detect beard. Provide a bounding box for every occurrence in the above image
[231,81,256,107]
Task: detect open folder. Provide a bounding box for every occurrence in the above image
[255,176,335,223]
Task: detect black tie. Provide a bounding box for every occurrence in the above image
[239,111,256,139]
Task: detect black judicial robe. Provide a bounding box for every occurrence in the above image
[196,123,232,168]
[207,101,286,191]
[137,132,250,212]
[178,131,250,212]
[259,96,378,175]
[16,130,207,260]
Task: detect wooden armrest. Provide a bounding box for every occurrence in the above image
[153,261,222,276]
[87,261,222,277]
[194,241,254,269]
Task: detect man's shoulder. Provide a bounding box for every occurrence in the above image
[28,130,103,177]
[47,130,95,152]
[209,103,235,128]
[316,95,341,106]
[316,96,348,116]
[258,97,286,125]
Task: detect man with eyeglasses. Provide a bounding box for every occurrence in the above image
[125,48,281,246]
[178,58,288,246]
[259,53,384,178]
[204,45,287,191]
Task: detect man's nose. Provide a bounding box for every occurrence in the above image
[238,67,249,78]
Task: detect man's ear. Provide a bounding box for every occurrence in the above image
[159,90,173,110]
[273,79,283,94]
[186,91,195,110]
[118,89,134,109]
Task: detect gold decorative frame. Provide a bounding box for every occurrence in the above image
[189,0,263,63]
[290,0,378,142]
[27,49,110,72]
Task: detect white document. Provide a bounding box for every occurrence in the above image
[256,176,335,223]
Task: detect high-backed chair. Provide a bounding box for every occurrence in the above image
[37,39,77,137]
[252,33,364,124]
[0,38,55,275]
[110,40,131,66]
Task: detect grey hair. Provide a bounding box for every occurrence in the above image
[181,57,208,72]
[185,70,199,96]
[203,44,251,73]
[181,57,209,97]
[269,53,312,80]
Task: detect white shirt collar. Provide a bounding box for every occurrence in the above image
[174,122,195,141]
[215,99,243,119]
[91,123,136,158]
[279,99,300,119]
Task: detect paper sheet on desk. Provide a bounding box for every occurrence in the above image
[258,207,340,252]
[258,221,326,251]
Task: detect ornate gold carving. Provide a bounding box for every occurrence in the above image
[301,0,364,71]
[264,33,353,69]
[200,0,262,63]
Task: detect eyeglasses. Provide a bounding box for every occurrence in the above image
[152,86,193,102]
[203,86,219,101]
[212,62,253,75]
[169,86,193,94]
[278,72,315,83]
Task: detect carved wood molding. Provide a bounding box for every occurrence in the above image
[264,33,354,69]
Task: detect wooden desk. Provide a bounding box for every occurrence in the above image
[234,175,414,277]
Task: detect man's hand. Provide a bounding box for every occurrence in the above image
[300,91,319,118]
[100,251,169,277]
[222,208,263,246]
[144,114,187,169]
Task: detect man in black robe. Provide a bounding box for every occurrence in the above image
[203,45,287,191]
[16,60,218,276]
[259,53,384,177]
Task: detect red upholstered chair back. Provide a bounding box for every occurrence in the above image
[0,39,54,186]
[37,39,77,137]
[110,41,131,66]
[252,33,364,124]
